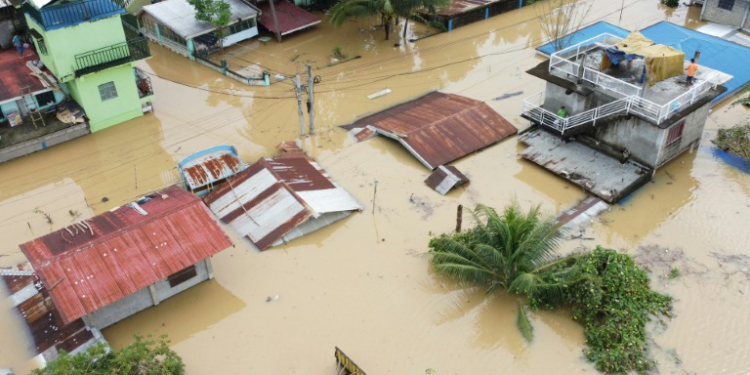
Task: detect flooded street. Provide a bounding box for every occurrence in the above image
[2,0,750,373]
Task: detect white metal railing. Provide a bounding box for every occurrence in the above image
[522,75,718,133]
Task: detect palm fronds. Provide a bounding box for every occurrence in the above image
[516,302,534,343]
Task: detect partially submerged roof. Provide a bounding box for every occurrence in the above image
[203,143,362,250]
[19,186,233,324]
[641,21,750,102]
[257,0,320,36]
[425,165,469,195]
[343,92,517,170]
[424,0,495,17]
[179,145,246,191]
[138,0,259,40]
[1,263,102,362]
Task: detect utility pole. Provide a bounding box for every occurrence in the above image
[306,64,315,134]
[268,0,282,43]
[294,73,305,136]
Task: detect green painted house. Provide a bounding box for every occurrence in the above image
[23,0,153,132]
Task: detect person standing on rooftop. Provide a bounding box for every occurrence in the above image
[686,58,698,87]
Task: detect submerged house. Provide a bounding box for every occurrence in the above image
[700,0,750,31]
[23,0,154,132]
[519,31,727,203]
[203,142,362,250]
[138,0,260,57]
[13,185,233,335]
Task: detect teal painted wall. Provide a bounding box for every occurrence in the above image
[26,14,128,83]
[68,64,143,132]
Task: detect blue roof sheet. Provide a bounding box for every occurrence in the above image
[641,21,750,103]
[536,21,629,56]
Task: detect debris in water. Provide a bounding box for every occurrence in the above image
[266,294,280,303]
[493,91,524,101]
[367,88,392,100]
[102,197,109,203]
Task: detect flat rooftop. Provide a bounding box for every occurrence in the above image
[519,128,650,203]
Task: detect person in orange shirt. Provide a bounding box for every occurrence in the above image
[686,58,698,86]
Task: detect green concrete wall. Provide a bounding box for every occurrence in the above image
[25,14,127,83]
[68,64,143,132]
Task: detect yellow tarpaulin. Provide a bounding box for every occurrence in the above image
[601,31,685,87]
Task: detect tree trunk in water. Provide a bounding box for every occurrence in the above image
[385,20,390,40]
[402,17,409,39]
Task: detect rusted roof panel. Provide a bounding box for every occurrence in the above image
[257,0,320,36]
[18,186,233,324]
[344,92,517,169]
[1,265,100,358]
[425,165,469,195]
[204,143,362,250]
[179,145,246,191]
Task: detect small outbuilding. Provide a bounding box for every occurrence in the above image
[203,143,362,250]
[138,0,260,56]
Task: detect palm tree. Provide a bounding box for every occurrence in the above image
[328,0,399,40]
[396,0,449,39]
[428,203,574,342]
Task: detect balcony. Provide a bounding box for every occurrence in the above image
[74,37,151,77]
[23,0,126,31]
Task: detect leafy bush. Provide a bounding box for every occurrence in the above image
[530,247,673,374]
[715,123,750,160]
[29,334,184,375]
[661,0,679,7]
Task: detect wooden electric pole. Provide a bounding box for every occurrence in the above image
[306,64,315,134]
[294,73,305,136]
[268,0,282,43]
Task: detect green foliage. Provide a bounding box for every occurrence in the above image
[660,0,679,7]
[732,83,750,107]
[714,122,750,160]
[516,302,534,343]
[529,247,673,374]
[668,267,681,279]
[187,0,231,27]
[327,0,448,40]
[428,203,562,298]
[29,334,185,375]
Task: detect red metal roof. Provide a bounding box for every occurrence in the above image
[0,48,48,103]
[204,143,362,250]
[1,264,97,357]
[344,92,518,170]
[18,186,233,324]
[257,0,320,36]
[424,165,469,195]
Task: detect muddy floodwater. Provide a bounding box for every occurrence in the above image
[2,0,750,374]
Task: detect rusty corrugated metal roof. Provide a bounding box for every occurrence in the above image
[419,0,495,17]
[18,186,234,324]
[257,0,320,36]
[343,92,517,170]
[425,165,469,195]
[203,143,362,250]
[1,263,100,359]
[178,145,246,192]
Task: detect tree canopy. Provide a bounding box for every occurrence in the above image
[27,334,184,375]
[328,0,448,40]
[187,0,231,28]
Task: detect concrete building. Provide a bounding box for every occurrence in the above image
[519,32,727,203]
[700,0,750,31]
[22,0,154,132]
[16,185,233,332]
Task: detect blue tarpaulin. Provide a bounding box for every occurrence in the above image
[604,46,643,66]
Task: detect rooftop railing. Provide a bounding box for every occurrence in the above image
[74,37,150,77]
[23,0,126,31]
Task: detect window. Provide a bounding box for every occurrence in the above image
[35,91,55,107]
[718,0,734,10]
[29,29,47,55]
[666,120,685,145]
[167,265,198,288]
[98,82,118,102]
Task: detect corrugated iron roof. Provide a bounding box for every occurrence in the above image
[1,263,101,359]
[18,186,233,324]
[421,0,495,17]
[343,92,517,170]
[204,143,362,250]
[178,145,246,191]
[257,0,320,36]
[425,165,469,195]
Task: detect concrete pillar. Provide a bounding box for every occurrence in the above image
[155,23,163,46]
[149,284,160,306]
[82,314,95,328]
[741,2,750,30]
[206,257,215,280]
[699,0,707,21]
[187,39,195,61]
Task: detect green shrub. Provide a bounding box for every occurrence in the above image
[661,0,679,7]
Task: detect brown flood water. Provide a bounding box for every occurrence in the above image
[2,1,750,373]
